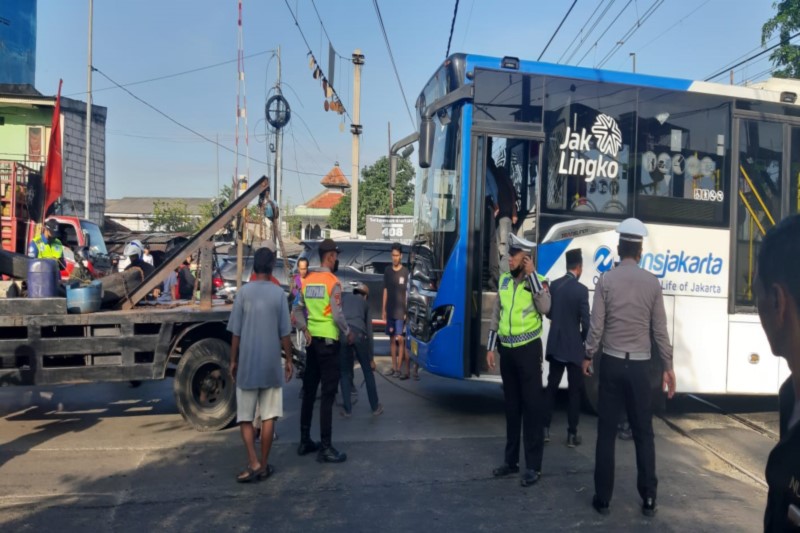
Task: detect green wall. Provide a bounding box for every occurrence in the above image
[0,105,51,161]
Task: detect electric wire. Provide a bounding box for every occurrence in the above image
[283,0,353,124]
[445,0,460,59]
[372,0,417,129]
[65,50,275,97]
[596,0,664,68]
[538,0,578,61]
[705,34,783,81]
[458,0,476,50]
[628,0,710,56]
[310,0,349,60]
[561,0,616,64]
[576,0,634,66]
[93,66,344,178]
[705,32,800,81]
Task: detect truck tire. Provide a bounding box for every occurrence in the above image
[174,338,236,431]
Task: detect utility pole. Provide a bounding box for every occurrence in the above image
[350,50,364,239]
[83,0,93,220]
[629,52,636,73]
[388,122,393,215]
[274,46,283,208]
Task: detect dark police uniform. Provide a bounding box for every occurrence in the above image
[544,249,590,443]
[293,239,352,462]
[584,219,673,512]
[765,378,800,531]
[487,234,551,485]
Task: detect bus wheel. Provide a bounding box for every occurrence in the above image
[582,357,600,415]
[174,338,236,431]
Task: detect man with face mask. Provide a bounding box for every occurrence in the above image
[486,233,551,487]
[543,249,590,448]
[293,238,354,463]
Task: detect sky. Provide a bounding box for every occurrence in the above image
[33,0,780,207]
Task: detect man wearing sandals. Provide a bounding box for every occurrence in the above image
[228,247,293,482]
[383,243,416,380]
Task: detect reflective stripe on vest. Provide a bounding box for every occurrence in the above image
[33,235,63,261]
[302,271,340,340]
[497,272,545,347]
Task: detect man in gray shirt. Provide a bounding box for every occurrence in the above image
[228,247,293,482]
[582,218,676,517]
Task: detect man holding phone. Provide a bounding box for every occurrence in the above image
[583,218,676,518]
[486,234,551,487]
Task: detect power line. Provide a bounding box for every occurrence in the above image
[94,66,344,179]
[575,0,633,66]
[282,0,353,124]
[445,0,460,58]
[705,32,800,81]
[560,0,615,64]
[631,0,710,56]
[596,0,664,68]
[538,0,578,61]
[705,34,782,80]
[65,50,274,97]
[372,0,416,128]
[310,0,349,60]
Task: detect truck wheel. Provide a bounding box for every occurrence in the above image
[174,338,236,431]
[582,356,600,415]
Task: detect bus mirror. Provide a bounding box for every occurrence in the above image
[419,117,434,168]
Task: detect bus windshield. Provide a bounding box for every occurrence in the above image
[414,106,461,276]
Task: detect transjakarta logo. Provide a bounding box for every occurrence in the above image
[593,246,614,273]
[640,250,724,279]
[558,113,622,183]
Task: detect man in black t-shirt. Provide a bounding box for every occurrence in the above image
[383,243,415,379]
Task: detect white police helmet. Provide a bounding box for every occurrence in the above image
[508,233,537,254]
[124,239,144,260]
[616,218,648,242]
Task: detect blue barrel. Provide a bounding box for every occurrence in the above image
[66,281,102,314]
[27,259,59,298]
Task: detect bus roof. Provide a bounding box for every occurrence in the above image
[456,53,798,107]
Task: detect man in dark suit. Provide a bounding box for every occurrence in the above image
[543,249,590,447]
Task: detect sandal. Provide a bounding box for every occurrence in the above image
[256,464,275,481]
[236,465,261,483]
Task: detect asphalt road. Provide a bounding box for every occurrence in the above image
[0,343,775,532]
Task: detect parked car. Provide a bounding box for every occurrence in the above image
[217,239,411,324]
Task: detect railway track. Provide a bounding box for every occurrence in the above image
[659,394,778,489]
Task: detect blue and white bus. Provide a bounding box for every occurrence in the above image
[397,54,799,406]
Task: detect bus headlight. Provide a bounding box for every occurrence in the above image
[429,305,453,334]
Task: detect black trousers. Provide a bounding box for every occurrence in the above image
[499,338,545,472]
[594,354,657,503]
[543,358,583,435]
[300,337,340,447]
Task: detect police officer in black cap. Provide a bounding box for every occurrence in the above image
[543,248,590,448]
[293,238,354,463]
[583,218,676,517]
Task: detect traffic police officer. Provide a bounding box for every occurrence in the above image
[582,218,676,517]
[754,214,800,531]
[293,238,354,463]
[487,233,551,487]
[28,219,65,270]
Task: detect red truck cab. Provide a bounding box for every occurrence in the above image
[27,216,113,279]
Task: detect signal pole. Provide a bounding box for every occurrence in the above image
[350,50,364,238]
[274,46,283,208]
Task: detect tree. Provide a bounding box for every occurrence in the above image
[149,200,199,233]
[328,156,415,234]
[762,0,800,78]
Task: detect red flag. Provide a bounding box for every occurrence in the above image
[43,79,63,219]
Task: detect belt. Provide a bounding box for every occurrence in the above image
[499,327,542,347]
[604,347,650,361]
